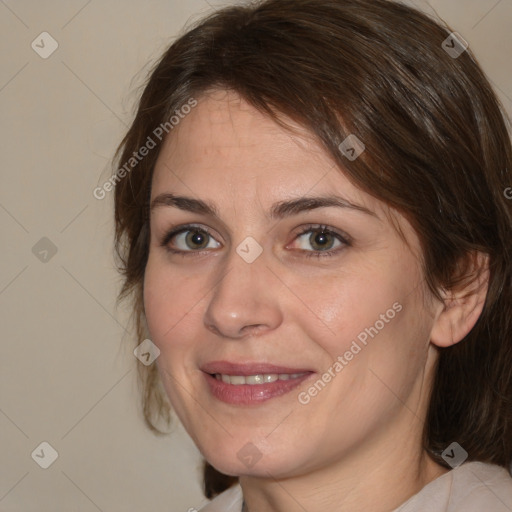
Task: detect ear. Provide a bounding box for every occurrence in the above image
[429,251,490,348]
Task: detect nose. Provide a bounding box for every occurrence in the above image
[203,245,283,339]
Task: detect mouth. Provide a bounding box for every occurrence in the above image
[201,361,315,405]
[212,372,309,385]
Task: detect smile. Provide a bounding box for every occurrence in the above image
[213,372,309,385]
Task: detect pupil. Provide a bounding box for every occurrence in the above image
[189,231,206,248]
[312,231,331,250]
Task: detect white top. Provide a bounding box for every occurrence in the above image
[197,462,512,511]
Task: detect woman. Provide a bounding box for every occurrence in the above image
[113,0,512,510]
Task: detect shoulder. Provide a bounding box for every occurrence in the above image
[197,484,243,512]
[194,464,512,511]
[395,462,512,512]
[450,462,512,511]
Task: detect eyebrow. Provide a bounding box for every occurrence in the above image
[150,193,379,220]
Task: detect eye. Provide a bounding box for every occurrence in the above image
[290,224,350,258]
[161,224,221,254]
[160,223,350,259]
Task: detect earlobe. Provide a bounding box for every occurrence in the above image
[429,252,490,348]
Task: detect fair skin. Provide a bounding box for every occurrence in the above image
[143,89,488,512]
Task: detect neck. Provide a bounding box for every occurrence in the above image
[239,430,447,512]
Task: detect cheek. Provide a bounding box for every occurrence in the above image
[303,255,427,394]
[143,258,203,413]
[301,268,403,355]
[143,256,200,350]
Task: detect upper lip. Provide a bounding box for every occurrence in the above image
[201,361,314,376]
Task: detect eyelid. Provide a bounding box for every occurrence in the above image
[160,222,351,257]
[160,224,217,246]
[286,224,351,258]
[291,224,352,245]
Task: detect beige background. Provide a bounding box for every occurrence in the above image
[0,1,510,511]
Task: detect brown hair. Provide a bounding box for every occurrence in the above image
[113,0,512,498]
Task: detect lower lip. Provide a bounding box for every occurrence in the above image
[203,372,314,405]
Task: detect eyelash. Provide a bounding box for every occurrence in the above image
[160,223,351,259]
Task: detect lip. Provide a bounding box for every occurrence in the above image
[201,361,314,376]
[201,360,315,405]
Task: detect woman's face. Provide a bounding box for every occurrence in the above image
[144,89,441,478]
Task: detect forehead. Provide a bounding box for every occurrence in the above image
[155,90,321,173]
[151,89,385,219]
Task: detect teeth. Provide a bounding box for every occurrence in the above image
[214,372,307,385]
[246,374,267,384]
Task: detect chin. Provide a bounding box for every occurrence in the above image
[203,445,305,480]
